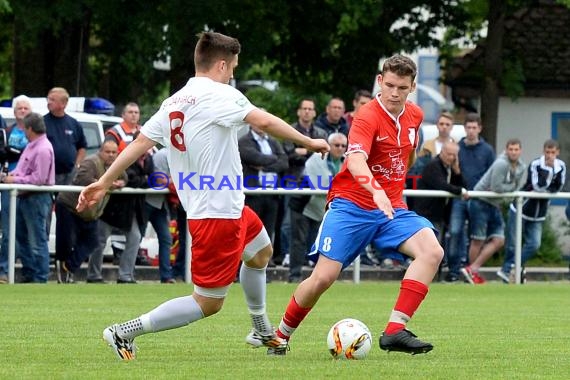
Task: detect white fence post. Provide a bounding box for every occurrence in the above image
[7,188,17,284]
[514,196,524,285]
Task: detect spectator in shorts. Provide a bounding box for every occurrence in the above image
[461,138,526,284]
[497,139,565,283]
[446,113,495,281]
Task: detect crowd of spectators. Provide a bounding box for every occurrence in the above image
[0,87,565,285]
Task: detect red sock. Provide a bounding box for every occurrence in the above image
[276,296,312,340]
[384,279,428,334]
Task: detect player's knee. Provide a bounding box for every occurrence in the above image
[426,244,444,265]
[308,271,336,292]
[201,299,224,317]
[246,244,273,269]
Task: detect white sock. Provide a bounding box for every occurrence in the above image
[117,296,204,339]
[240,264,272,334]
[277,320,295,340]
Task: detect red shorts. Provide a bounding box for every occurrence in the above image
[188,206,264,288]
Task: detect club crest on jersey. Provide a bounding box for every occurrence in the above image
[408,128,416,146]
[235,97,249,107]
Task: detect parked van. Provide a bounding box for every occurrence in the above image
[417,123,465,151]
[0,97,123,155]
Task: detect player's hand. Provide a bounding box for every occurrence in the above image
[451,159,460,174]
[373,189,394,219]
[76,181,109,212]
[306,139,330,158]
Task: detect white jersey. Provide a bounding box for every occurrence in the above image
[141,77,256,219]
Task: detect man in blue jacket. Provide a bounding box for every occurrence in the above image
[314,97,349,136]
[446,113,495,282]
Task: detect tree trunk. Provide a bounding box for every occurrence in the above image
[480,0,507,150]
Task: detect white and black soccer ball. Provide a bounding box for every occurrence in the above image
[327,318,372,360]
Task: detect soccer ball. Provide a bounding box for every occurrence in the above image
[327,318,372,360]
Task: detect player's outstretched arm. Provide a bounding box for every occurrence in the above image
[76,134,156,212]
[245,108,330,156]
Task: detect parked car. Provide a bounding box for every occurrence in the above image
[0,98,123,156]
[417,123,465,152]
[1,98,162,262]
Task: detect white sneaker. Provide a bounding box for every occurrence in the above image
[282,254,290,267]
[103,325,136,360]
[245,328,264,347]
[496,269,510,284]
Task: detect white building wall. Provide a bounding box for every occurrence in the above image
[497,97,570,163]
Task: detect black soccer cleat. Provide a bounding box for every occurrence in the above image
[379,329,433,355]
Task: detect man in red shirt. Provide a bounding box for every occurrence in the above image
[271,55,443,355]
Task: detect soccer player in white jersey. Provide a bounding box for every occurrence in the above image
[77,31,329,361]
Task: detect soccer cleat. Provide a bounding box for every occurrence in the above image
[379,329,433,355]
[496,269,510,284]
[245,328,265,348]
[246,328,289,355]
[460,266,475,285]
[267,344,289,356]
[103,325,136,361]
[245,328,288,349]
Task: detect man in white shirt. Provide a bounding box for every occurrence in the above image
[77,31,329,361]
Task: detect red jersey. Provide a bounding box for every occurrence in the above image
[327,95,423,210]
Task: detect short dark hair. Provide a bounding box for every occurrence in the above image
[438,111,454,123]
[122,102,139,114]
[382,55,417,80]
[505,138,521,148]
[194,32,241,72]
[23,112,46,134]
[464,112,482,125]
[354,89,372,101]
[298,98,316,109]
[543,139,559,150]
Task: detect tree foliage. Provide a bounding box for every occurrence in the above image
[0,0,554,117]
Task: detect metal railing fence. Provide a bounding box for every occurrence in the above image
[1,184,568,285]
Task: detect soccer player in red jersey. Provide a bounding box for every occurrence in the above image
[272,55,443,355]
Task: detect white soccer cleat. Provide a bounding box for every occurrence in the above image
[103,325,136,361]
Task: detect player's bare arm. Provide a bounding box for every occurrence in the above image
[347,152,394,219]
[245,108,330,157]
[76,134,156,212]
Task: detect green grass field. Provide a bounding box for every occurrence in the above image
[1,281,569,379]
